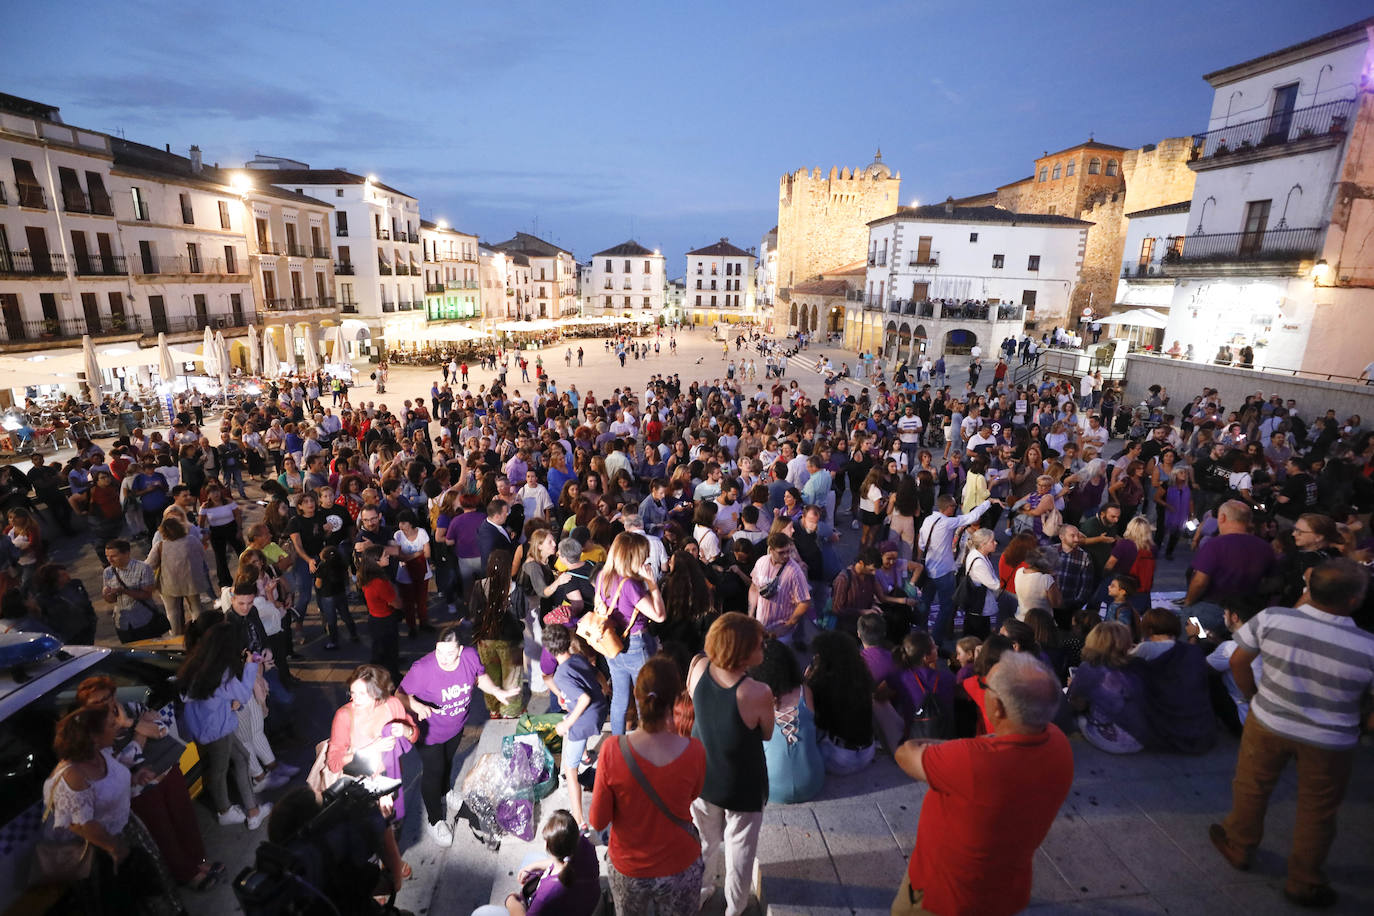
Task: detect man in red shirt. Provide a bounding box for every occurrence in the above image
[893,652,1073,915]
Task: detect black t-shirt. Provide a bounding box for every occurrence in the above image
[550,563,598,617]
[319,505,353,547]
[1277,473,1318,520]
[287,512,326,558]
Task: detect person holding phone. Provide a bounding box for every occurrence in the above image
[324,665,418,823]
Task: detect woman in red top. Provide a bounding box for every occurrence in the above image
[589,656,705,916]
[359,545,402,682]
[85,471,125,560]
[997,533,1037,591]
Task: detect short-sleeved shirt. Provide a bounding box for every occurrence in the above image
[600,575,648,636]
[909,727,1074,916]
[1234,603,1374,749]
[1193,533,1273,604]
[399,647,487,744]
[553,655,609,741]
[861,645,900,695]
[288,512,326,558]
[362,577,397,619]
[751,556,811,633]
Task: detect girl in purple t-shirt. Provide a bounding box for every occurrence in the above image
[400,626,521,847]
[595,533,667,735]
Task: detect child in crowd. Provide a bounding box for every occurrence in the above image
[892,631,955,739]
[954,636,981,685]
[1204,598,1263,735]
[544,624,608,831]
[1103,573,1140,641]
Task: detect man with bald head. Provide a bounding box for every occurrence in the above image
[892,652,1073,915]
[1182,500,1276,632]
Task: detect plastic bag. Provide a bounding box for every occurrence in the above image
[459,735,559,841]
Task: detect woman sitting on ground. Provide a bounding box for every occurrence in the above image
[806,629,876,774]
[1133,608,1217,755]
[475,809,601,916]
[749,638,824,804]
[1066,621,1149,754]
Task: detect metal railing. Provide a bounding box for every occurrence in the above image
[907,253,939,267]
[377,228,391,240]
[73,254,128,276]
[261,298,328,312]
[286,243,309,257]
[63,188,89,213]
[4,315,143,341]
[135,256,246,276]
[335,261,355,275]
[0,251,67,276]
[16,183,46,209]
[312,247,331,259]
[425,282,445,293]
[397,300,414,311]
[336,226,349,237]
[394,264,410,276]
[1176,227,1322,263]
[378,261,393,275]
[153,313,249,334]
[318,297,336,309]
[1191,97,1356,159]
[381,301,396,312]
[0,183,7,205]
[882,299,1026,321]
[407,232,419,243]
[340,300,359,313]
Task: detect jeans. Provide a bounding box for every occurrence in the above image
[222,464,247,496]
[199,732,257,814]
[691,799,763,916]
[318,593,356,643]
[607,632,655,735]
[290,557,315,624]
[900,442,921,473]
[918,571,958,648]
[1221,716,1355,892]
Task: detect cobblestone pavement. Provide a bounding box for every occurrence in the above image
[38,328,1373,915]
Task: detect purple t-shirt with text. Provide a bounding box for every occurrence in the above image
[399,647,486,745]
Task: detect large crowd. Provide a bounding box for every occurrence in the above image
[5,339,1374,916]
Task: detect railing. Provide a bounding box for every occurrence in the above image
[154,313,248,334]
[335,261,355,275]
[263,298,287,310]
[394,264,410,276]
[74,254,128,276]
[0,251,67,276]
[336,226,349,237]
[378,261,393,275]
[1175,227,1322,264]
[262,298,328,312]
[1191,97,1356,160]
[4,315,143,341]
[135,256,245,276]
[16,183,46,209]
[907,252,939,267]
[312,246,331,259]
[397,300,414,311]
[377,228,391,240]
[888,299,936,318]
[381,301,396,312]
[340,300,359,313]
[425,282,445,293]
[63,188,89,213]
[89,192,114,216]
[318,297,336,309]
[867,253,887,267]
[407,232,419,243]
[286,243,309,257]
[882,299,1026,321]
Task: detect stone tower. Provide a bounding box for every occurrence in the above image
[776,151,900,293]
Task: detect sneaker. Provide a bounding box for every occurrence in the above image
[246,803,273,831]
[1283,885,1339,909]
[427,821,454,848]
[217,806,247,826]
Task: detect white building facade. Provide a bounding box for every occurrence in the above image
[684,238,756,325]
[491,233,578,318]
[588,240,665,317]
[421,221,480,327]
[861,204,1089,360]
[1156,18,1374,376]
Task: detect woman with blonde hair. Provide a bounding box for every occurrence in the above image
[596,532,667,735]
[147,514,212,636]
[1066,621,1148,753]
[1102,515,1156,612]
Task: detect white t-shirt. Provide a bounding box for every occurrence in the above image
[1013,568,1055,618]
[859,484,884,513]
[897,415,923,443]
[518,483,553,519]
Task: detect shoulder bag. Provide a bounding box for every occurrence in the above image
[616,735,699,842]
[30,764,95,887]
[576,578,631,658]
[110,565,171,642]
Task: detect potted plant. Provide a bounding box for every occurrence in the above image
[40,318,59,338]
[1214,140,1230,157]
[1238,138,1255,152]
[1330,114,1348,134]
[110,315,127,331]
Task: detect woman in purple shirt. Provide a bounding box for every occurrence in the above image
[400,625,519,847]
[596,533,667,735]
[477,810,600,916]
[444,492,486,603]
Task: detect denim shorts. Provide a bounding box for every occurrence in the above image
[562,735,588,772]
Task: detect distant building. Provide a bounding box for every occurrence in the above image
[490,232,578,319]
[785,261,865,342]
[664,278,686,321]
[588,240,664,317]
[863,201,1090,360]
[420,220,480,327]
[479,244,531,321]
[757,226,777,311]
[684,238,756,325]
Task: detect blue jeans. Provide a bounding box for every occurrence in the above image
[291,558,316,624]
[607,632,655,735]
[918,571,958,648]
[222,465,246,496]
[318,593,356,642]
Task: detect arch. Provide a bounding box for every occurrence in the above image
[810,304,819,331]
[1051,162,1061,180]
[789,302,797,326]
[828,305,843,333]
[883,320,899,358]
[798,306,809,333]
[943,328,978,356]
[912,324,927,339]
[340,319,373,341]
[1105,158,1118,177]
[1088,157,1101,175]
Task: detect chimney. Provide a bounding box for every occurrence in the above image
[944,196,955,215]
[190,145,202,174]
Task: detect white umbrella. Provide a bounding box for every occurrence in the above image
[214,330,231,392]
[259,327,278,377]
[81,334,102,404]
[282,323,296,373]
[157,332,176,383]
[201,326,220,379]
[302,324,321,373]
[247,324,262,376]
[328,325,350,364]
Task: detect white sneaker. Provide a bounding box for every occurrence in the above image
[851,519,860,530]
[217,805,247,826]
[428,820,454,847]
[246,802,273,831]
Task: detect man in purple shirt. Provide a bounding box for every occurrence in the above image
[1181,501,1275,632]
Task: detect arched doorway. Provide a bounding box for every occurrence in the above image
[897,323,912,363]
[828,305,844,333]
[789,302,797,327]
[912,325,928,361]
[799,305,810,333]
[810,304,819,333]
[943,328,978,356]
[883,321,898,358]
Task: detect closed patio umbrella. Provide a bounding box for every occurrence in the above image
[247,324,262,376]
[302,324,321,373]
[157,332,177,384]
[81,334,103,404]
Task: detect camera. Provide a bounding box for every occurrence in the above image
[233,776,406,916]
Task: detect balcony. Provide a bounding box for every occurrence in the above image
[134,256,245,276]
[381,301,396,313]
[1164,227,1322,274]
[397,300,414,311]
[907,252,939,267]
[392,263,408,276]
[0,251,67,276]
[286,243,309,258]
[378,261,393,276]
[312,246,331,259]
[867,253,887,267]
[16,183,46,209]
[407,232,419,244]
[89,192,114,216]
[74,254,128,276]
[318,296,336,310]
[425,282,445,294]
[153,313,248,335]
[377,228,391,240]
[336,226,349,237]
[884,299,1026,322]
[1190,98,1356,166]
[335,261,355,275]
[340,300,359,313]
[1,315,143,341]
[63,188,89,213]
[262,298,329,313]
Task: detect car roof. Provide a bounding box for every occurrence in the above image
[0,646,108,721]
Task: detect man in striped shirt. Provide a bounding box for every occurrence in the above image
[1210,559,1374,909]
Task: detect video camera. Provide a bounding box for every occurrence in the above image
[232,775,407,916]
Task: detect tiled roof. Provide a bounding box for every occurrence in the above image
[255,168,412,199]
[592,240,654,257]
[492,232,570,258]
[869,204,1092,228]
[688,239,754,258]
[1039,140,1129,159]
[0,92,61,121]
[1125,200,1192,220]
[109,140,326,207]
[792,278,854,296]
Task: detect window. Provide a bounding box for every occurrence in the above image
[623,259,631,272]
[224,245,237,273]
[710,296,717,306]
[643,297,651,307]
[992,254,1005,269]
[604,259,612,271]
[1048,205,1056,215]
[335,188,344,197]
[179,193,193,225]
[1088,158,1101,175]
[130,186,149,221]
[1051,163,1061,180]
[643,260,651,274]
[1027,255,1040,271]
[1021,290,1037,308]
[1066,160,1075,177]
[218,200,231,229]
[1105,159,1118,177]
[336,212,348,237]
[695,295,701,306]
[1037,166,1048,182]
[969,232,978,243]
[604,296,611,307]
[1240,199,1272,256]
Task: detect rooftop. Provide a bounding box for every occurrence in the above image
[253,167,413,200]
[1204,16,1374,86]
[591,239,656,258]
[491,231,571,259]
[1126,200,1193,220]
[0,91,61,122]
[1038,139,1130,160]
[688,237,755,258]
[870,203,1093,228]
[109,140,327,207]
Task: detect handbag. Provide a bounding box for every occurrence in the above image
[30,765,95,887]
[110,566,171,640]
[305,739,341,802]
[576,579,631,658]
[617,735,700,842]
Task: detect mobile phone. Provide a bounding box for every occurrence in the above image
[1189,616,1203,631]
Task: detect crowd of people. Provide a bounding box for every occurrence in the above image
[7,339,1374,915]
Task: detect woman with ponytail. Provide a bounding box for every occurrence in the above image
[477,809,600,916]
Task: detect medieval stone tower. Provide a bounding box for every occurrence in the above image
[776,151,900,293]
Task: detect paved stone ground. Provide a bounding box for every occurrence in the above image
[31,328,1374,915]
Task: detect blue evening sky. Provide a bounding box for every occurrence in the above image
[3,0,1367,269]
